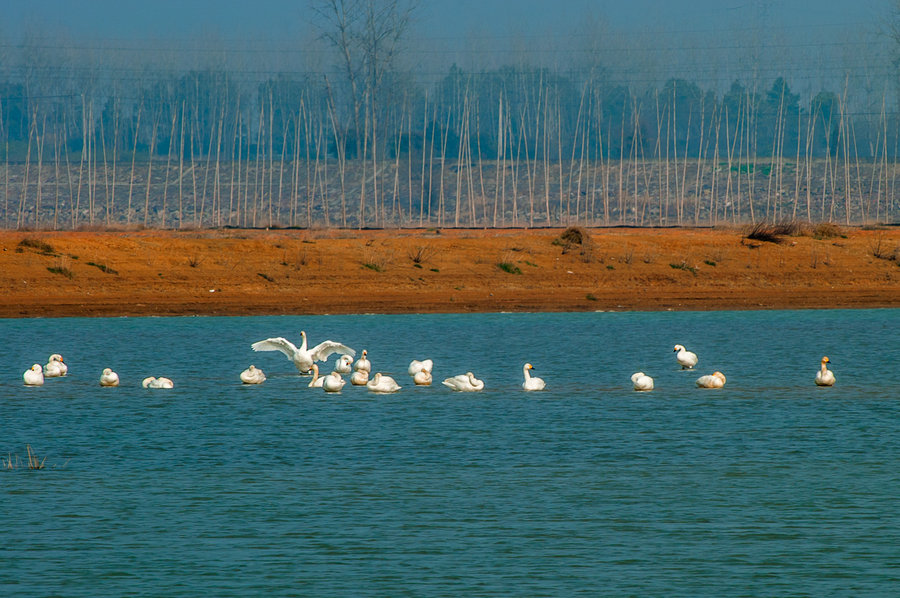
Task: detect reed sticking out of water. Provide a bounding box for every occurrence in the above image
[27,445,45,470]
[3,445,47,470]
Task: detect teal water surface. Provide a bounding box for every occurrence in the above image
[2,310,899,596]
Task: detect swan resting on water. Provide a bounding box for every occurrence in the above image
[442,372,485,392]
[674,345,698,369]
[413,370,433,385]
[631,372,654,391]
[354,350,371,373]
[99,368,120,387]
[240,365,266,384]
[335,354,354,374]
[367,373,402,393]
[815,356,835,386]
[522,363,546,391]
[351,369,369,385]
[251,331,355,374]
[44,354,67,377]
[24,364,44,386]
[142,376,174,389]
[695,371,726,388]
[323,371,345,392]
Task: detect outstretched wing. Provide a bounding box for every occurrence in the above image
[309,341,355,363]
[251,337,298,359]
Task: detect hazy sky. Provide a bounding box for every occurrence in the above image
[2,0,890,41]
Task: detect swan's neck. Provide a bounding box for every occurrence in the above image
[299,333,308,352]
[523,366,531,380]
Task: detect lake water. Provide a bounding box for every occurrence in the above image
[1,310,899,596]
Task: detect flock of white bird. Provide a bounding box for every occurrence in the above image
[20,334,837,392]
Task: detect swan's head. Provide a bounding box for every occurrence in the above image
[525,363,534,370]
[713,371,726,382]
[821,356,830,364]
[362,350,368,358]
[102,367,112,375]
[673,345,684,352]
[31,364,42,373]
[50,354,64,362]
[631,372,645,382]
[341,355,353,365]
[142,376,156,388]
[372,373,382,382]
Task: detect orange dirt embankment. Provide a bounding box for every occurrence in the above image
[1,227,898,318]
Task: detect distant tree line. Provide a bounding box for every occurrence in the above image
[0,1,897,228]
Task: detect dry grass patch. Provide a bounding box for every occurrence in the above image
[745,221,804,244]
[553,226,594,262]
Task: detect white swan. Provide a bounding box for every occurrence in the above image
[142,376,174,389]
[631,372,654,391]
[308,364,325,388]
[335,354,354,374]
[408,359,433,376]
[24,364,44,386]
[366,373,402,393]
[240,365,266,384]
[413,370,433,386]
[251,331,355,374]
[43,354,66,377]
[350,369,369,386]
[815,356,835,387]
[322,371,345,393]
[99,368,120,387]
[674,344,698,369]
[52,354,68,376]
[354,350,371,373]
[696,371,726,388]
[522,363,546,391]
[442,372,485,392]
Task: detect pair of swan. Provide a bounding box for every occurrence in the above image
[23,356,69,385]
[300,365,344,391]
[674,345,698,369]
[815,356,835,386]
[100,368,120,387]
[351,350,371,385]
[442,363,542,392]
[240,365,266,385]
[408,359,433,386]
[309,364,348,390]
[142,376,174,389]
[251,331,355,374]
